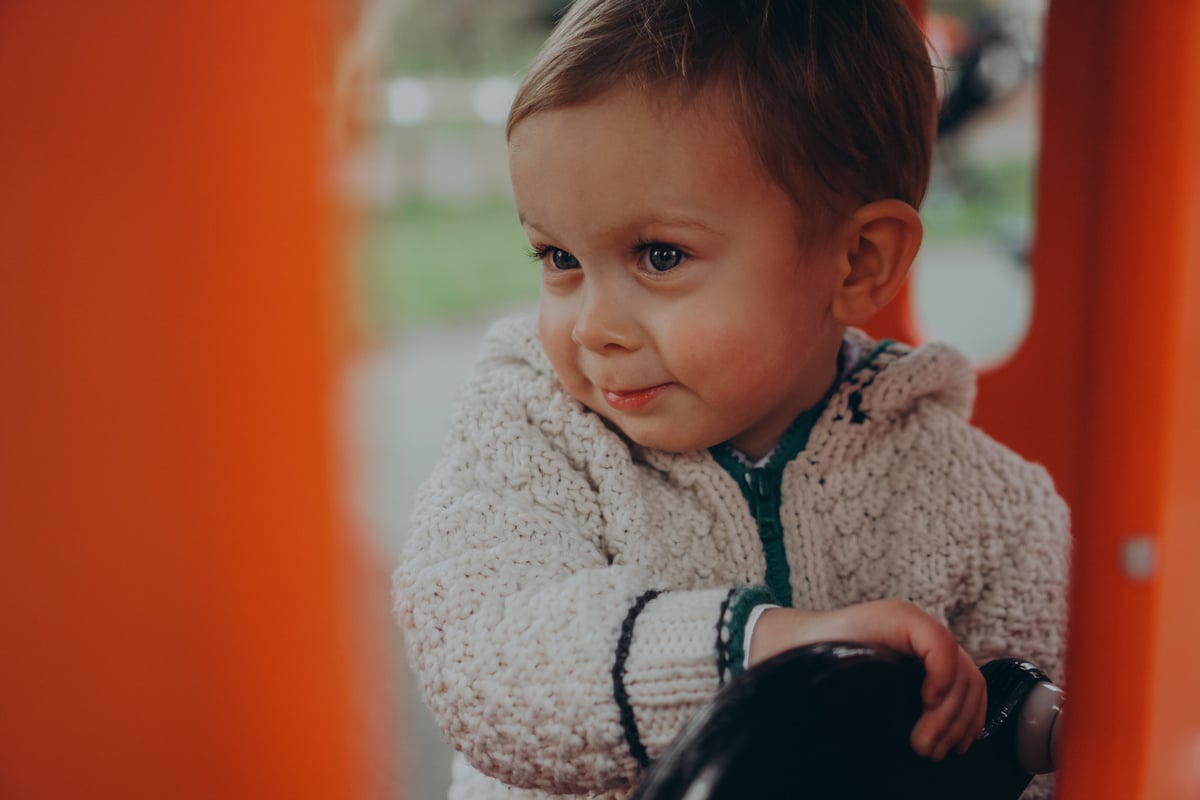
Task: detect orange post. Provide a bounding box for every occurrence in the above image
[1041,1,1200,798]
[1147,156,1200,795]
[0,4,375,798]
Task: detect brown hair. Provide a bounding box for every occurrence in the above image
[507,0,937,220]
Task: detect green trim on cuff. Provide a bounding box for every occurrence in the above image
[721,585,779,681]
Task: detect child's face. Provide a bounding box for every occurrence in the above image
[508,87,848,459]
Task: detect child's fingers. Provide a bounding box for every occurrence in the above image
[820,601,988,761]
[911,648,986,760]
[909,674,961,756]
[955,672,988,754]
[965,661,988,748]
[899,609,960,710]
[950,655,986,749]
[910,663,970,759]
[936,654,986,758]
[848,601,960,758]
[834,601,958,706]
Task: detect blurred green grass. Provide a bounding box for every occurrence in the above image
[922,160,1035,239]
[354,195,537,333]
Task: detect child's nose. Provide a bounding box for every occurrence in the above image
[571,278,641,353]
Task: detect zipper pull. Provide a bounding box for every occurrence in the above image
[743,470,779,520]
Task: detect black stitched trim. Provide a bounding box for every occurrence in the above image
[837,341,900,425]
[612,589,662,769]
[847,388,870,424]
[714,588,736,688]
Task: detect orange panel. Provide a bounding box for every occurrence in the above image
[0,4,375,798]
[1149,165,1200,795]
[1039,1,1200,797]
[1142,4,1200,795]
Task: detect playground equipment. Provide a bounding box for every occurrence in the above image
[0,0,1197,797]
[0,3,382,798]
[630,643,1063,800]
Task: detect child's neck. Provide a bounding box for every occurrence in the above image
[726,335,860,466]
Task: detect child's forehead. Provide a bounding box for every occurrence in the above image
[511,88,756,195]
[508,82,848,246]
[515,83,748,156]
[508,91,842,254]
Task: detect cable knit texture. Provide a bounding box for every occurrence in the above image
[394,314,1070,800]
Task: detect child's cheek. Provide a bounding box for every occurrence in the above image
[669,324,770,394]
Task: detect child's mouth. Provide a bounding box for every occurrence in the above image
[602,384,672,411]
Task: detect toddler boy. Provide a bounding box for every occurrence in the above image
[395,2,1070,798]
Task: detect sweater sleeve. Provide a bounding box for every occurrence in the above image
[943,440,1070,800]
[393,356,731,794]
[946,449,1070,684]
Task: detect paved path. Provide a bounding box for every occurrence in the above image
[345,314,509,800]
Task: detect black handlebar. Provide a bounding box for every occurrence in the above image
[631,642,1062,800]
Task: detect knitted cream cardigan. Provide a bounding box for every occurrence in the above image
[394,314,1070,800]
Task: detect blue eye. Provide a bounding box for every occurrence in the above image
[529,245,581,271]
[645,244,685,272]
[549,248,580,270]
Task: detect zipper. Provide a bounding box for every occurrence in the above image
[742,468,792,606]
[744,471,781,540]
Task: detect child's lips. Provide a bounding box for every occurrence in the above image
[602,383,672,411]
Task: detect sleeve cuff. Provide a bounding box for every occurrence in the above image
[618,587,735,764]
[717,585,780,684]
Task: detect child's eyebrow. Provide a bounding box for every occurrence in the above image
[517,214,557,243]
[640,213,726,237]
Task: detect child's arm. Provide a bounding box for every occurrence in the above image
[748,600,987,762]
[394,354,740,793]
[947,454,1070,684]
[944,453,1070,800]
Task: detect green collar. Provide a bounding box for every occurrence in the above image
[708,337,894,476]
[708,399,825,478]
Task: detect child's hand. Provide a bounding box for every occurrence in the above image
[747,600,986,761]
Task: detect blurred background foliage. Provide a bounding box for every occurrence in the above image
[383,0,564,75]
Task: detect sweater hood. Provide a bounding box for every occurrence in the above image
[842,328,976,422]
[478,313,552,373]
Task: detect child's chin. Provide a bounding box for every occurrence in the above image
[620,424,715,455]
[583,403,719,453]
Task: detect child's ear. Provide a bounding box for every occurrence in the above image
[830,199,923,327]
